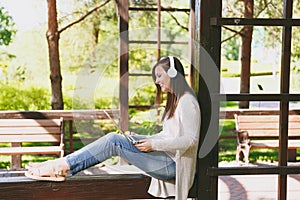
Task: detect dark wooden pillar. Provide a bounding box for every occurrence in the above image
[189,0,195,86]
[278,0,293,199]
[117,0,129,131]
[193,0,221,199]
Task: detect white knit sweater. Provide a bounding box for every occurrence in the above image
[148,93,201,200]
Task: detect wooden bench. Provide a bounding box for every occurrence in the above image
[234,114,300,163]
[0,172,198,199]
[0,118,64,170]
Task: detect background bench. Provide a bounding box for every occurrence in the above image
[0,118,64,170]
[234,114,300,163]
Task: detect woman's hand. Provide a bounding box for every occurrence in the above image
[135,139,152,152]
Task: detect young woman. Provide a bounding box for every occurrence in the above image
[26,56,201,200]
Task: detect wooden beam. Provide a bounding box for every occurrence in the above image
[0,109,300,121]
[129,7,189,12]
[217,93,300,101]
[129,7,190,12]
[210,18,300,26]
[0,109,119,120]
[129,40,188,44]
[207,166,300,176]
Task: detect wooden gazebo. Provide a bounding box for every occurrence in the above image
[1,0,300,199]
[117,0,300,199]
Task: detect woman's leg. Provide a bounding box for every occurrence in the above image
[66,132,175,180]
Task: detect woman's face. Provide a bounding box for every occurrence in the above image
[155,65,172,93]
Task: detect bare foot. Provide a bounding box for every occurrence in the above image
[25,160,51,169]
[25,158,70,181]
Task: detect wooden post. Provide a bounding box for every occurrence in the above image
[118,0,129,132]
[189,0,195,87]
[157,0,161,60]
[278,0,293,199]
[69,120,74,153]
[11,142,21,170]
[193,0,221,199]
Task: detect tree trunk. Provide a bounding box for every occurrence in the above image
[239,0,253,109]
[46,0,64,110]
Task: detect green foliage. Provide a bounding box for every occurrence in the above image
[129,49,156,73]
[0,6,16,46]
[128,108,162,136]
[60,0,119,74]
[15,65,26,82]
[0,83,51,110]
[222,38,239,61]
[0,52,15,83]
[130,120,160,136]
[292,27,300,59]
[130,84,156,106]
[95,97,118,109]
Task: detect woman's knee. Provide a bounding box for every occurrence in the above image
[105,132,123,143]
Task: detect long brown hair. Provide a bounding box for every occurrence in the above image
[152,56,195,120]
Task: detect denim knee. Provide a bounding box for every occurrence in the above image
[105,132,122,143]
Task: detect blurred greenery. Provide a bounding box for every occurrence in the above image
[0,6,16,46]
[0,83,51,110]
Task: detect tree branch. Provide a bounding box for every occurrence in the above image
[166,11,189,31]
[58,0,111,34]
[226,2,243,17]
[221,26,245,44]
[255,0,272,18]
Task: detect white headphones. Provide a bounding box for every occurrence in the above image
[167,56,177,78]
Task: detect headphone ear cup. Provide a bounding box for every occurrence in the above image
[167,67,177,78]
[167,56,177,78]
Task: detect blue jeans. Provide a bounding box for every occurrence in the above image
[65,132,176,180]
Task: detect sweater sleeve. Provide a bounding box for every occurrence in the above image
[151,94,201,153]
